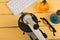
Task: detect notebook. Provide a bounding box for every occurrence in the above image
[7,0,37,16]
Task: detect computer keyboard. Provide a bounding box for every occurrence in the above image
[7,0,37,16]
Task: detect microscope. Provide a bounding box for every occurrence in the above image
[18,12,56,40]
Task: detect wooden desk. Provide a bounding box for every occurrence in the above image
[0,0,60,40]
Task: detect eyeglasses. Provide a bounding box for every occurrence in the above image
[40,18,56,36]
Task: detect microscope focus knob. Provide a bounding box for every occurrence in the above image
[33,24,39,30]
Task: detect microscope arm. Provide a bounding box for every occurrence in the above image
[23,14,47,40]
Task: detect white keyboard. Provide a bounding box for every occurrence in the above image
[7,0,37,16]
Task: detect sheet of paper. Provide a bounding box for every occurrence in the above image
[7,0,37,16]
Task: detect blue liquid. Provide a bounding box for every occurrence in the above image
[50,14,60,24]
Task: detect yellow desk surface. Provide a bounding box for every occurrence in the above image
[0,0,60,40]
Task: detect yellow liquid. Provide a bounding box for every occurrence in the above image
[36,2,49,13]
